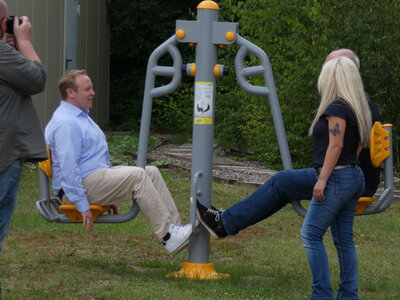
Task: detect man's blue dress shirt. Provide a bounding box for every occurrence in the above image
[45,101,110,212]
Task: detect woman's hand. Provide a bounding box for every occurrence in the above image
[313,178,327,201]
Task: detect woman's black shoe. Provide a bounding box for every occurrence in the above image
[196,200,228,238]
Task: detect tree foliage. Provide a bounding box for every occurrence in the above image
[216,0,400,168]
[107,0,198,131]
[108,0,400,169]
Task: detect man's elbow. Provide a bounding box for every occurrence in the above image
[24,72,47,95]
[32,69,47,93]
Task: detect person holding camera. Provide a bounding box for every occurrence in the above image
[0,0,47,252]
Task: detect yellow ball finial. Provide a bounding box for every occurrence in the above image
[197,1,220,10]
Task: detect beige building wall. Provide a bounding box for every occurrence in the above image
[6,0,110,127]
[78,0,110,127]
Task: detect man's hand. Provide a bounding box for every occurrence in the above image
[13,16,32,44]
[5,34,16,48]
[11,16,40,62]
[108,205,119,215]
[81,210,93,233]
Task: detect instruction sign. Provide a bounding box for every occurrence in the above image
[194,82,213,124]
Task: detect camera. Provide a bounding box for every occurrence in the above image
[6,16,22,34]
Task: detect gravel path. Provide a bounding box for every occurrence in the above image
[148,143,277,186]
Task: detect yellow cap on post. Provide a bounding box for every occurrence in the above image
[197,1,220,10]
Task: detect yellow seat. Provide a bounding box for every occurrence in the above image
[38,145,111,222]
[354,122,391,214]
[59,204,111,222]
[355,197,374,215]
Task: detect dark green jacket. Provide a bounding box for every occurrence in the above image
[0,40,47,173]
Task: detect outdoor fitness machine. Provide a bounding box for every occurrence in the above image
[136,0,395,279]
[35,0,394,278]
[136,0,292,280]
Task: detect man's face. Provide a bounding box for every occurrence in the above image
[68,75,96,111]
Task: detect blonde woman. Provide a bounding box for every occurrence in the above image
[301,56,372,300]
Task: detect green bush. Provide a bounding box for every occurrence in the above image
[108,0,400,169]
[151,83,194,133]
[215,0,400,168]
[107,0,198,131]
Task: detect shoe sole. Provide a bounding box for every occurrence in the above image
[169,238,190,256]
[168,230,193,256]
[196,209,221,239]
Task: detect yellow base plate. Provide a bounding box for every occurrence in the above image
[166,262,229,280]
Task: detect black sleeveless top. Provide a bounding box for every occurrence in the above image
[312,99,360,168]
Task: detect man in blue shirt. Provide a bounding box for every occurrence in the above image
[45,70,191,255]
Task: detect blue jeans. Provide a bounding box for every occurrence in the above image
[301,167,364,300]
[0,160,22,251]
[221,168,317,235]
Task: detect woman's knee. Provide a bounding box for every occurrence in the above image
[301,219,326,245]
[300,224,310,245]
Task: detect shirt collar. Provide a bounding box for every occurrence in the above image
[60,100,90,117]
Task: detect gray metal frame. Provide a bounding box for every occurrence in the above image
[234,35,292,170]
[136,36,182,168]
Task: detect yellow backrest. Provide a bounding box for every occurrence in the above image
[370,122,391,168]
[38,145,53,178]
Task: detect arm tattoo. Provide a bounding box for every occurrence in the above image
[329,123,341,136]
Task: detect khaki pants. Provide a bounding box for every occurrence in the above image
[65,166,181,239]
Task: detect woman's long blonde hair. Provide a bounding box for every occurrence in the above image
[309,56,372,147]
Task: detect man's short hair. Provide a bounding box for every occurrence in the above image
[58,69,87,100]
[326,49,360,69]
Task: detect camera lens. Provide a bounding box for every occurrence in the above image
[6,16,22,34]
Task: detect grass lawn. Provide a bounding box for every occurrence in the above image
[1,165,399,300]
